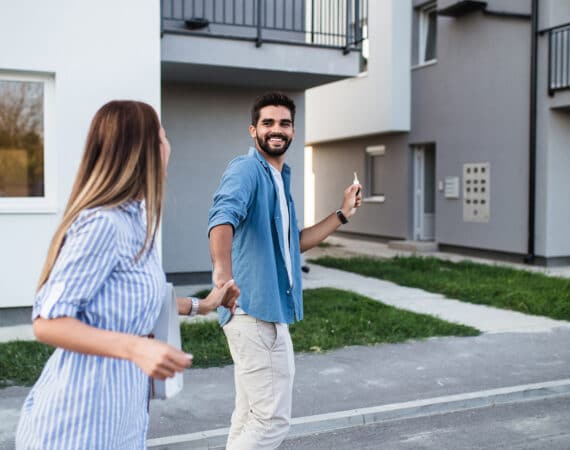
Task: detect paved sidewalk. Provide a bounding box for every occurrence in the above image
[138,262,570,449]
[4,329,570,450]
[0,325,34,343]
[144,328,570,449]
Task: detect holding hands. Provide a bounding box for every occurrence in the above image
[202,279,240,313]
[176,278,240,317]
[213,271,239,314]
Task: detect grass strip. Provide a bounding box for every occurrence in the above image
[0,288,478,387]
[312,256,570,321]
[289,287,478,352]
[0,340,55,387]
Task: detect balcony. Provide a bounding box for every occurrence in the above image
[160,0,368,89]
[544,23,570,97]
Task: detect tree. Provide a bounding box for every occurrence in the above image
[0,80,44,197]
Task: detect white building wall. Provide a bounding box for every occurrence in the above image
[305,0,411,143]
[0,0,160,307]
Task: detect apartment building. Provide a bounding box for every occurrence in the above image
[0,0,366,311]
[306,0,570,266]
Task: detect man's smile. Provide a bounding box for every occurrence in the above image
[267,135,287,145]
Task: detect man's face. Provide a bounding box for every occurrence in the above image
[250,105,294,157]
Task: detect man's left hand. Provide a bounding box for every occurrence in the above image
[339,183,363,218]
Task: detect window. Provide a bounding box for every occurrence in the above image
[418,2,437,65]
[365,145,386,202]
[0,73,55,213]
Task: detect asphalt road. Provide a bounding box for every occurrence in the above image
[280,394,570,450]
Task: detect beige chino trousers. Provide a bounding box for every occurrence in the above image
[223,314,295,450]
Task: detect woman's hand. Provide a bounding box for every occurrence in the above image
[175,279,240,316]
[201,279,240,314]
[32,317,191,380]
[129,336,192,380]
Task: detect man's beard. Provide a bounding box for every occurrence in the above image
[256,133,292,157]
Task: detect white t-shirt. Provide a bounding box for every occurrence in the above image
[269,164,293,286]
[234,164,292,315]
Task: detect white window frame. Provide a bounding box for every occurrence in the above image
[0,71,56,214]
[418,1,437,66]
[364,145,386,203]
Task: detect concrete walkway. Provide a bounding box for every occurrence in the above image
[308,235,570,279]
[0,325,34,343]
[304,263,570,334]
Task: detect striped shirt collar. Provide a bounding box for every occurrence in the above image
[118,199,143,215]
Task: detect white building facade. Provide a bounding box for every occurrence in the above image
[0,0,161,311]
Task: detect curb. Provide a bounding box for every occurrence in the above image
[146,378,570,449]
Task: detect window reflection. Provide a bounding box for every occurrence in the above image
[0,80,44,197]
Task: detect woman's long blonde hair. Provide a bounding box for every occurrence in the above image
[37,100,164,289]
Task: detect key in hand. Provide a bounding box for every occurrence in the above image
[353,172,360,196]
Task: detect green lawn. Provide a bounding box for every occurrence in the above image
[289,287,478,352]
[0,340,55,387]
[312,256,570,321]
[181,287,478,368]
[0,287,478,387]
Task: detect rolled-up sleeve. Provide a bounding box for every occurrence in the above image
[208,158,256,235]
[33,211,118,320]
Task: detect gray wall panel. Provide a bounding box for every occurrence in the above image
[535,35,549,257]
[487,0,531,15]
[543,109,570,256]
[536,0,570,258]
[410,10,530,254]
[311,133,410,239]
[543,0,570,27]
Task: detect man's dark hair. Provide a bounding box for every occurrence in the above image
[251,92,296,126]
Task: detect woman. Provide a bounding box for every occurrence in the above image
[16,100,238,449]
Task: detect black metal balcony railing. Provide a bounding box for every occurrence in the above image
[161,0,368,53]
[542,22,570,96]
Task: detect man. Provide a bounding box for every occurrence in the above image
[208,92,362,449]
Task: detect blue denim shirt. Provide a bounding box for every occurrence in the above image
[208,148,303,326]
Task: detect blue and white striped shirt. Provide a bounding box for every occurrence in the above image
[16,200,165,450]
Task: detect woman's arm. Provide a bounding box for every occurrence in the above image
[176,278,240,316]
[33,317,191,380]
